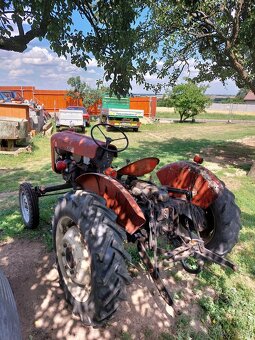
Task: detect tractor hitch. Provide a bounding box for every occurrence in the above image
[137,236,237,310]
[159,241,237,271]
[193,248,237,271]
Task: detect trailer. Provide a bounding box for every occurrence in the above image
[56,109,85,132]
[101,108,144,131]
[100,95,144,131]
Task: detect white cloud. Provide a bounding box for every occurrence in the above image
[144,72,158,81]
[0,41,239,95]
[9,69,34,78]
[87,69,96,74]
[205,79,238,95]
[0,43,103,89]
[156,60,164,67]
[22,47,55,65]
[87,58,98,68]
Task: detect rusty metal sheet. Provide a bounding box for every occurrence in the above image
[0,117,28,139]
[76,173,146,234]
[51,131,102,159]
[117,157,159,177]
[51,131,102,172]
[156,161,224,209]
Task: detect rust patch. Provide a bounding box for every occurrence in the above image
[76,173,146,233]
[157,161,224,209]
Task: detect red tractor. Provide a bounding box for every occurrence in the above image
[19,124,241,326]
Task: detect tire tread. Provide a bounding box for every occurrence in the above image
[52,191,131,326]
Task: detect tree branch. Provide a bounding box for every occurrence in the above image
[15,15,24,36]
[193,10,227,43]
[231,0,244,44]
[75,0,100,35]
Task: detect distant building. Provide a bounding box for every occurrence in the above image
[244,91,255,104]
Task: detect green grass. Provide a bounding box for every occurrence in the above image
[0,134,60,192]
[1,122,255,338]
[156,110,255,121]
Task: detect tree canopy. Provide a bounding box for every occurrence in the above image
[0,0,142,95]
[138,0,255,94]
[67,76,106,108]
[170,81,211,122]
[1,1,255,95]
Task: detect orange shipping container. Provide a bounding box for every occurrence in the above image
[0,86,82,112]
[130,97,157,118]
[0,87,156,117]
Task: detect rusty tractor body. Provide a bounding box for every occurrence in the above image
[19,123,241,326]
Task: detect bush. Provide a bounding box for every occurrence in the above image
[157,97,173,107]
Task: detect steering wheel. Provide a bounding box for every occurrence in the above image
[91,123,129,153]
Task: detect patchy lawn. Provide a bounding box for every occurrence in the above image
[0,122,255,339]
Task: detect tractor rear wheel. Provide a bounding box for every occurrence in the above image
[19,182,39,229]
[0,269,22,340]
[52,191,131,326]
[201,187,241,256]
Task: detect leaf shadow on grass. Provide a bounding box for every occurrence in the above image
[1,136,254,193]
[0,135,255,339]
[119,138,255,172]
[0,194,59,250]
[1,136,254,243]
[0,163,61,192]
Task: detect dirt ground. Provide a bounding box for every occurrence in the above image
[0,238,210,340]
[1,136,254,339]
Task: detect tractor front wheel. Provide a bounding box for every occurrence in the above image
[19,182,39,229]
[53,191,131,326]
[202,187,241,256]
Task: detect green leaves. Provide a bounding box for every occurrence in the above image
[2,1,255,95]
[140,0,255,93]
[0,0,140,95]
[66,76,107,108]
[169,80,211,122]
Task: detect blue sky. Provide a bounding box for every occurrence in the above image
[0,17,239,95]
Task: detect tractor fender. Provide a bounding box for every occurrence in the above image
[76,173,146,234]
[156,161,224,209]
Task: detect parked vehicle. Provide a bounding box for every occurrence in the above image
[56,108,86,132]
[19,124,241,326]
[66,106,90,127]
[100,95,143,131]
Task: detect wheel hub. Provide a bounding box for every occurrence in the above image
[20,192,29,223]
[56,219,91,302]
[65,245,76,270]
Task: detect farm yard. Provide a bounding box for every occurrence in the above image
[0,120,255,339]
